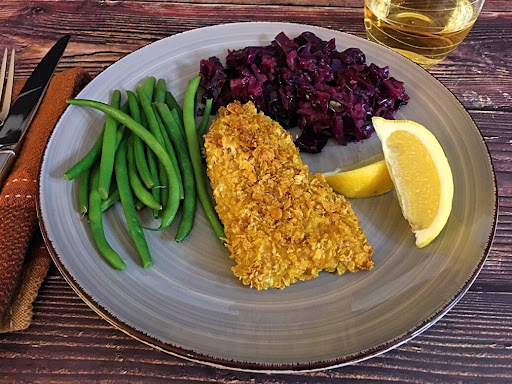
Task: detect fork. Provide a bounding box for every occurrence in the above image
[0,48,15,126]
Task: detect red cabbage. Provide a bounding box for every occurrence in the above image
[199,31,409,153]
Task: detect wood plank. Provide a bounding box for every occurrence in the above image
[0,0,511,382]
[0,2,509,112]
[3,234,511,379]
[1,284,511,382]
[0,1,367,76]
[429,13,512,112]
[129,0,366,7]
[6,0,510,12]
[64,0,512,13]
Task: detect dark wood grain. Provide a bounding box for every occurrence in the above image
[4,0,510,11]
[119,0,512,13]
[0,271,511,383]
[1,2,511,112]
[0,0,511,382]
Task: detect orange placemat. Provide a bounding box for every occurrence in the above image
[0,68,91,333]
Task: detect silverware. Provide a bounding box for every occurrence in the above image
[0,35,70,185]
[0,48,15,125]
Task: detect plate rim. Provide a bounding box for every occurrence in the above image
[36,21,499,373]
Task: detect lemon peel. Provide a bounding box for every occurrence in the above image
[323,154,394,199]
[372,116,454,248]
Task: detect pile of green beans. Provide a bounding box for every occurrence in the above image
[64,76,224,270]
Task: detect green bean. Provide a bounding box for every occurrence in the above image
[153,103,183,200]
[154,79,166,104]
[197,98,213,137]
[182,76,225,241]
[116,125,126,146]
[67,98,180,230]
[134,198,145,211]
[117,103,129,148]
[141,104,147,126]
[171,108,185,140]
[137,86,170,217]
[141,106,161,218]
[100,190,146,212]
[127,91,154,189]
[89,170,126,270]
[141,105,159,217]
[147,149,161,219]
[165,91,183,121]
[64,132,103,180]
[157,103,196,242]
[100,188,120,212]
[159,166,169,210]
[127,136,162,211]
[141,108,160,214]
[153,104,169,210]
[64,102,129,181]
[136,86,165,144]
[120,102,129,114]
[126,91,141,122]
[78,168,90,217]
[115,139,153,268]
[197,98,213,148]
[98,90,121,199]
[143,76,156,101]
[120,101,129,114]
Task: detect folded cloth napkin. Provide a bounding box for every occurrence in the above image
[0,68,91,333]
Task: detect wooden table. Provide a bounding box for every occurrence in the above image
[1,1,511,382]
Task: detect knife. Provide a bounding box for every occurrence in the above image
[0,35,70,185]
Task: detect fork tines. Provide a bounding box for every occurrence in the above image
[0,48,15,124]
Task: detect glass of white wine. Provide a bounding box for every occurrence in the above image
[364,0,485,68]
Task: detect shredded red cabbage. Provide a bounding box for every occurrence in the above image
[199,31,409,153]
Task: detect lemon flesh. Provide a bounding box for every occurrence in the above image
[372,117,454,248]
[323,154,394,199]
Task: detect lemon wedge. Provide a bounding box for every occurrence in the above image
[372,117,454,248]
[323,154,394,198]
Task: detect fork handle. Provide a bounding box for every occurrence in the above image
[0,149,16,186]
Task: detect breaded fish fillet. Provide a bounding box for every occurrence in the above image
[204,101,373,290]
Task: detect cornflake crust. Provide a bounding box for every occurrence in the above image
[204,101,373,290]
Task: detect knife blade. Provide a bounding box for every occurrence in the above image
[0,35,70,185]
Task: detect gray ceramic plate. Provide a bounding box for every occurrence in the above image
[38,22,497,372]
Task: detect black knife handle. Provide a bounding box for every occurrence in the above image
[0,149,16,186]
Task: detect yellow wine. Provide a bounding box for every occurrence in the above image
[364,0,482,68]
